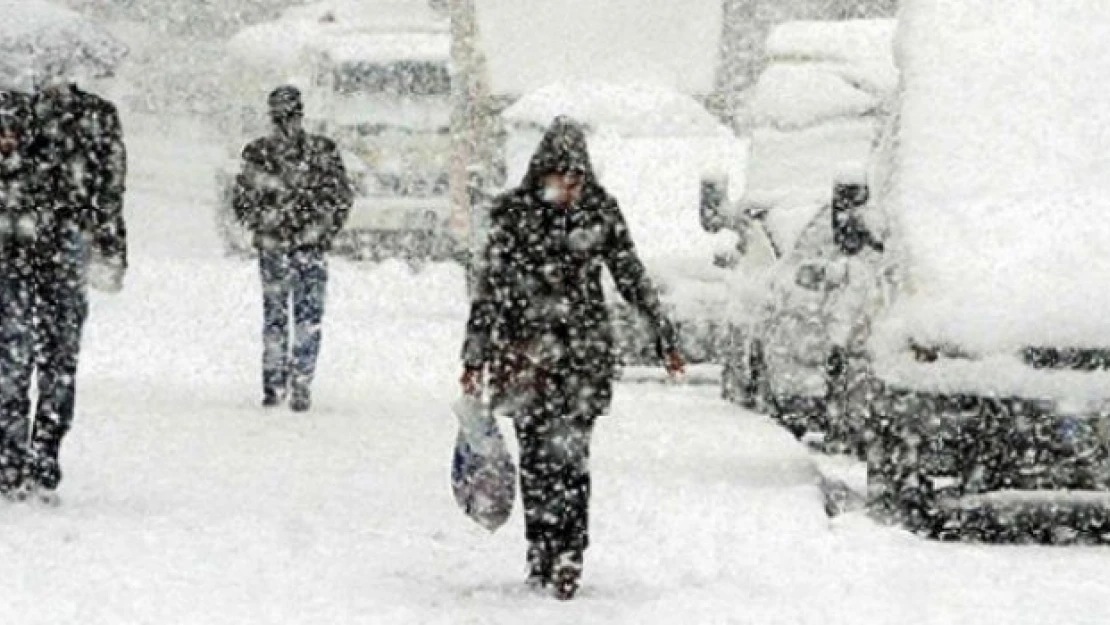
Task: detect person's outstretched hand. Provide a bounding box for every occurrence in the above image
[460,366,484,396]
[664,349,686,378]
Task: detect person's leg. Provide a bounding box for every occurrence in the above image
[0,255,34,492]
[555,414,597,555]
[259,250,292,405]
[513,408,560,587]
[289,248,327,411]
[29,228,89,492]
[548,406,596,601]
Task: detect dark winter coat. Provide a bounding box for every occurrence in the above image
[29,85,128,269]
[233,131,354,252]
[0,90,42,266]
[462,117,677,417]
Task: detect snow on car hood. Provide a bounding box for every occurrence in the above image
[885,0,1110,352]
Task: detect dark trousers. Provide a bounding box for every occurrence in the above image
[0,228,89,462]
[259,248,328,395]
[513,377,598,556]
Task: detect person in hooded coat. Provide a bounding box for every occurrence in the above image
[233,85,354,412]
[0,89,40,496]
[460,116,685,600]
[0,77,128,500]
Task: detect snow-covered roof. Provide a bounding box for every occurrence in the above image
[226,0,447,70]
[475,0,721,96]
[317,32,449,65]
[885,0,1110,351]
[502,81,729,138]
[280,0,447,33]
[226,19,320,69]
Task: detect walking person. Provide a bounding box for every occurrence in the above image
[233,86,353,412]
[459,117,685,600]
[0,76,128,501]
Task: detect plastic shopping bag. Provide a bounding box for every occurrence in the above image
[450,395,516,532]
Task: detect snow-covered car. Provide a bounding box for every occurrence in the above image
[859,0,1110,542]
[721,177,888,446]
[498,81,752,365]
[214,0,456,261]
[709,19,896,436]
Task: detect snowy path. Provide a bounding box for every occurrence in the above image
[2,120,1109,624]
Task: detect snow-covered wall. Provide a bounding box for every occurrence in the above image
[885,0,1110,352]
[475,0,721,97]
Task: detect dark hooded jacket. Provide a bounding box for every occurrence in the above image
[461,117,677,416]
[30,84,128,268]
[233,130,354,252]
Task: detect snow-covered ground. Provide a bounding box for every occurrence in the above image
[2,115,1110,624]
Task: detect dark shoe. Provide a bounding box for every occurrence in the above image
[551,551,582,601]
[526,541,553,589]
[24,447,61,493]
[290,387,311,412]
[262,387,285,407]
[0,444,26,501]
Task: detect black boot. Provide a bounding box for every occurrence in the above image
[23,443,61,505]
[551,549,583,601]
[526,540,553,589]
[262,387,285,408]
[290,385,311,412]
[0,441,26,501]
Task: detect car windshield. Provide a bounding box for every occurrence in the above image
[330,61,450,98]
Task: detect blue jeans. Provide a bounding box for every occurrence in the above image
[259,248,328,396]
[0,225,89,461]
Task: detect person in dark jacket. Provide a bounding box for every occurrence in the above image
[0,80,128,501]
[233,85,353,412]
[460,116,685,600]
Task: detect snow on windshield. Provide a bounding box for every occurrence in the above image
[886,0,1110,352]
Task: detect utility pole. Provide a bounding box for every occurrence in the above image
[447,0,498,271]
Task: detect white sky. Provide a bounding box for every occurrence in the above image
[475,0,722,96]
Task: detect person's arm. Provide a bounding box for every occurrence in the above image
[603,202,682,366]
[233,141,271,233]
[460,203,514,391]
[91,101,127,271]
[320,141,354,246]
